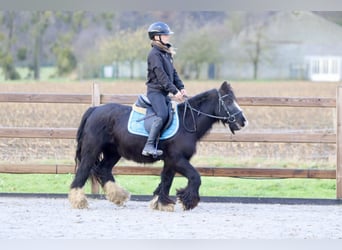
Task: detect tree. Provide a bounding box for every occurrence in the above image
[244,26,264,80]
[54,11,117,79]
[30,11,52,80]
[98,27,148,79]
[0,11,20,80]
[50,12,83,77]
[232,21,274,80]
[51,33,78,76]
[226,12,281,80]
[177,27,223,79]
[0,11,119,80]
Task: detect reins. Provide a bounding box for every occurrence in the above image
[182,90,242,133]
[183,97,197,132]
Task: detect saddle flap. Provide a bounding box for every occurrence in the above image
[128,100,179,140]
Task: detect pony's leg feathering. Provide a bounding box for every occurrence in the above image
[68,188,88,209]
[149,195,175,212]
[149,165,176,212]
[103,181,131,206]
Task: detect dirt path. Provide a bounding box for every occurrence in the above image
[1,196,342,239]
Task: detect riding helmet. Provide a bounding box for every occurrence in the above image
[148,22,174,40]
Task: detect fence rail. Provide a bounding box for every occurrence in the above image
[0,84,341,198]
[0,93,336,107]
[0,164,336,179]
[0,127,336,143]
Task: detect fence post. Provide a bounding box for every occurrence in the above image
[90,83,101,194]
[336,85,342,199]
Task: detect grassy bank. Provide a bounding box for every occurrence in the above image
[0,173,336,199]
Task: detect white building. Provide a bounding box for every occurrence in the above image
[306,56,342,82]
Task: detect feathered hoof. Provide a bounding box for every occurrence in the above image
[68,188,88,209]
[103,181,131,206]
[176,188,200,211]
[149,195,175,212]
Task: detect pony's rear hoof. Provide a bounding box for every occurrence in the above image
[103,181,130,206]
[150,195,175,212]
[68,188,88,209]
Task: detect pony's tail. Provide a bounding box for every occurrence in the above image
[74,107,96,172]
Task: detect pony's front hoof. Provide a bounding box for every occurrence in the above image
[149,195,175,212]
[176,188,200,210]
[68,188,88,209]
[103,181,131,206]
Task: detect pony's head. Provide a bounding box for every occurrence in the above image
[217,81,248,134]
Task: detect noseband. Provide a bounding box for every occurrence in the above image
[183,90,242,132]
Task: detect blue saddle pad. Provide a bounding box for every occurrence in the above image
[127,103,179,140]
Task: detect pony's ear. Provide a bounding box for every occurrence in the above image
[220,81,231,92]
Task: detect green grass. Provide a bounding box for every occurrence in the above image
[0,173,336,199]
[0,157,336,199]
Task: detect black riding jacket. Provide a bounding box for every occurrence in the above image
[146,44,184,96]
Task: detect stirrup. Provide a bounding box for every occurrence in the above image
[153,149,163,157]
[142,147,163,157]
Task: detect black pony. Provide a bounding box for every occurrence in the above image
[69,81,247,211]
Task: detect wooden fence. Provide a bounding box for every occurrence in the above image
[0,84,341,198]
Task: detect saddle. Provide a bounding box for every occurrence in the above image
[127,94,179,140]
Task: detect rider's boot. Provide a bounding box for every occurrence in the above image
[142,117,163,157]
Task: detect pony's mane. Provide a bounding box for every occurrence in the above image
[183,82,236,107]
[188,88,217,107]
[179,89,217,109]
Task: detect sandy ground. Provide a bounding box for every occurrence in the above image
[1,196,342,239]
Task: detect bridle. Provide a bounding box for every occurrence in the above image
[182,90,242,133]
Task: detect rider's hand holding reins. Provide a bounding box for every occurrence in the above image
[174,89,188,102]
[174,90,185,102]
[180,89,187,97]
